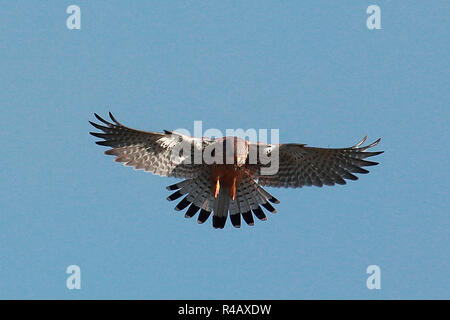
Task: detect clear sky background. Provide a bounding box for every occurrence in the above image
[0,1,448,299]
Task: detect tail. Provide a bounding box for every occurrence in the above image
[166,173,280,229]
[212,187,230,228]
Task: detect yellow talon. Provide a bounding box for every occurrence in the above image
[230,176,236,201]
[214,177,220,198]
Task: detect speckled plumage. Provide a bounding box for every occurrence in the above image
[90,113,383,229]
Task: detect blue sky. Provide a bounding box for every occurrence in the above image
[0,1,448,299]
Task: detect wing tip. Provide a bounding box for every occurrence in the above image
[108,112,120,125]
[91,112,120,127]
[353,135,368,148]
[353,136,382,149]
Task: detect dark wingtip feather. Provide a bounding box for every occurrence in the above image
[108,112,120,125]
[362,160,379,166]
[343,171,358,181]
[94,113,112,126]
[89,132,109,138]
[95,140,114,146]
[366,151,384,158]
[89,120,110,132]
[349,165,370,174]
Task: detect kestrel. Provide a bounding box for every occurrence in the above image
[90,113,383,229]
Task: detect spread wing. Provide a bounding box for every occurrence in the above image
[89,112,214,178]
[250,137,383,188]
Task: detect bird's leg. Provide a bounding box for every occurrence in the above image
[214,176,220,198]
[230,176,237,201]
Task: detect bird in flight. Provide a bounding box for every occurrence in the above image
[90,112,383,229]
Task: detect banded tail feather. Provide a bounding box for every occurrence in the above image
[166,176,279,229]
